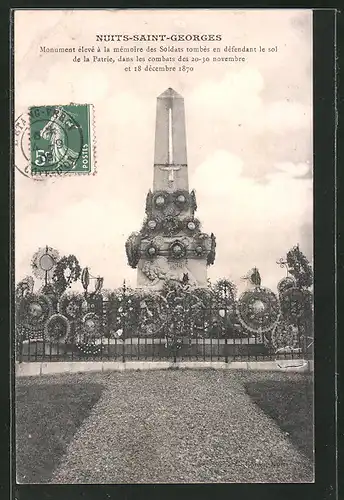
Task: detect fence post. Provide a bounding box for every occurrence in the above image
[173,325,177,363]
[122,318,126,363]
[17,327,23,364]
[103,300,107,361]
[122,282,126,363]
[224,307,228,363]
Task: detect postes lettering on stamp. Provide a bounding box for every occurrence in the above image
[29,104,93,175]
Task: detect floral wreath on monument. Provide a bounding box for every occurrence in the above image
[145,240,161,259]
[183,216,201,235]
[168,239,187,260]
[141,216,162,236]
[146,190,197,214]
[125,232,141,269]
[152,190,191,211]
[152,191,170,210]
[141,214,184,237]
[191,232,209,259]
[173,190,190,209]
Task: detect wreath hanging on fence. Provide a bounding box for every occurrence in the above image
[44,313,70,342]
[39,283,57,297]
[58,291,86,321]
[163,284,206,340]
[31,247,60,281]
[139,292,169,336]
[237,286,280,334]
[103,288,167,338]
[17,293,53,333]
[268,321,302,353]
[279,287,309,324]
[75,341,102,356]
[80,312,102,342]
[104,289,141,337]
[277,276,296,295]
[165,336,184,351]
[85,293,104,315]
[52,255,82,296]
[213,279,237,305]
[15,276,35,300]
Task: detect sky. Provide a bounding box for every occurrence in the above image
[14,9,313,294]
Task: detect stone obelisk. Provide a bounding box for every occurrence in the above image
[153,88,188,192]
[125,88,216,289]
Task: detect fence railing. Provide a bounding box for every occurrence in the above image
[17,314,312,362]
[16,335,312,363]
[16,297,313,363]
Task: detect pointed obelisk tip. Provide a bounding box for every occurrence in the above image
[158,88,183,99]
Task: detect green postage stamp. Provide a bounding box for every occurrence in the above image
[29,104,94,175]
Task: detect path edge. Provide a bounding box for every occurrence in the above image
[15,360,313,377]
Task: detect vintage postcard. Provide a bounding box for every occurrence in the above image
[14,9,314,484]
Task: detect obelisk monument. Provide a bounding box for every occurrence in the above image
[125,88,216,289]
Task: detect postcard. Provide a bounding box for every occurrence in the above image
[14,9,314,484]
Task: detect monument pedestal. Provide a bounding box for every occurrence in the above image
[137,256,208,290]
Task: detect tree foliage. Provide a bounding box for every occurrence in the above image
[286,245,313,290]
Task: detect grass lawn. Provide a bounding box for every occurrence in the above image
[243,372,314,461]
[15,376,104,483]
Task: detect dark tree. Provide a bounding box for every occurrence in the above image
[286,244,313,290]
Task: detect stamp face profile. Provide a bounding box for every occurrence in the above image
[29,104,92,175]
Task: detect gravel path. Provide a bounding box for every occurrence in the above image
[52,370,313,483]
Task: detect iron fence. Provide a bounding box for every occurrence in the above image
[16,295,313,363]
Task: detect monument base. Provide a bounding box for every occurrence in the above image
[137,256,208,289]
